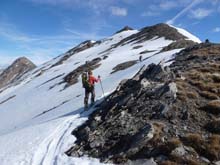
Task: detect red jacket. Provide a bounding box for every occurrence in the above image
[89,75,99,86]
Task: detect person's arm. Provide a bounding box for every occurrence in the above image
[94,76,99,83]
[90,76,99,83]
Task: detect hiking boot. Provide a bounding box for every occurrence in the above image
[84,104,89,111]
[91,102,94,106]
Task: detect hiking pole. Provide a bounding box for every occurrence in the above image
[99,76,106,99]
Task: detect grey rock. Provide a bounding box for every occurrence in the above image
[0,57,36,89]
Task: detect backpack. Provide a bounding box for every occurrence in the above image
[81,72,90,88]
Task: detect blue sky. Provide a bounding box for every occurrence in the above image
[0,0,219,67]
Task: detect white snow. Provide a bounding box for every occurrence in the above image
[0,27,200,165]
[168,24,201,43]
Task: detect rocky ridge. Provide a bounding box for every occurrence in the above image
[0,57,36,89]
[66,43,220,165]
[115,26,134,34]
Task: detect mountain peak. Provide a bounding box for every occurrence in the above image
[0,57,36,89]
[140,23,188,41]
[115,26,134,34]
[13,56,35,65]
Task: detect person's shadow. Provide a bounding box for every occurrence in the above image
[48,96,105,123]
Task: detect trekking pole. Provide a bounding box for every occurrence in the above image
[99,76,106,99]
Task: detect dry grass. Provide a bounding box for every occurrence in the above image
[198,63,220,73]
[169,155,201,165]
[160,155,201,165]
[182,133,203,148]
[167,138,182,148]
[176,80,199,101]
[182,66,220,96]
[149,122,164,146]
[205,119,220,133]
[182,133,220,161]
[160,161,177,165]
[202,100,220,115]
[187,70,205,81]
[189,46,220,57]
[211,73,220,83]
[189,80,220,94]
[186,91,199,99]
[199,91,219,100]
[177,92,197,101]
[205,135,220,161]
[208,62,220,68]
[199,67,213,73]
[153,138,182,156]
[176,91,187,102]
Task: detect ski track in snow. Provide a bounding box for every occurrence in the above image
[31,110,105,165]
[32,115,80,165]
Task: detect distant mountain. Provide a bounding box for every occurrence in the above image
[0,23,201,165]
[0,57,36,89]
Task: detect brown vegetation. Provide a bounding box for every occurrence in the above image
[199,91,219,100]
[164,155,201,165]
[205,119,220,134]
[201,100,220,115]
[182,133,220,161]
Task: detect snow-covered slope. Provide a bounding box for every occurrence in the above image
[168,24,201,43]
[0,23,200,165]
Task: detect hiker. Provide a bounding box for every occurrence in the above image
[139,55,142,62]
[205,39,210,43]
[82,70,100,109]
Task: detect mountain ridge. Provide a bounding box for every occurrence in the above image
[0,23,202,164]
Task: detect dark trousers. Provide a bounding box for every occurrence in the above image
[84,87,95,107]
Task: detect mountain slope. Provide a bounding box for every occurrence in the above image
[0,23,200,165]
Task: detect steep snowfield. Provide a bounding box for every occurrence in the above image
[0,25,199,165]
[168,24,201,43]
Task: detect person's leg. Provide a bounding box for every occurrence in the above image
[84,89,89,109]
[91,87,95,104]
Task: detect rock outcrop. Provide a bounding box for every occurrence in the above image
[67,43,220,164]
[111,60,137,74]
[160,40,197,52]
[115,26,134,34]
[0,57,36,89]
